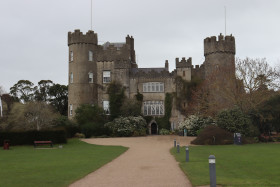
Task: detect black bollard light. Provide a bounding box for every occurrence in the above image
[209,155,216,187]
[177,142,180,153]
[174,139,176,148]
[185,146,189,162]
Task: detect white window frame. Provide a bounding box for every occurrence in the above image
[70,51,73,62]
[143,82,164,93]
[88,72,93,83]
[70,72,73,83]
[89,50,93,61]
[103,101,110,115]
[69,104,73,116]
[143,101,164,116]
[103,71,111,83]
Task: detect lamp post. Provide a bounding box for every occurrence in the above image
[185,146,189,162]
[177,142,180,153]
[209,155,216,187]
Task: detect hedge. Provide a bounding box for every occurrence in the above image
[0,130,67,146]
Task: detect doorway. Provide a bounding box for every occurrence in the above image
[151,123,157,135]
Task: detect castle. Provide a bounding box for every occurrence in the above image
[68,29,236,134]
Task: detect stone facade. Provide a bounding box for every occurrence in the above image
[68,30,236,133]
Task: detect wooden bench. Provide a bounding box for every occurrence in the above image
[34,141,53,148]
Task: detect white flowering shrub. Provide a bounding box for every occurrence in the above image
[178,115,215,136]
[105,116,147,137]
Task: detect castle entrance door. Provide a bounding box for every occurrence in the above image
[151,123,157,135]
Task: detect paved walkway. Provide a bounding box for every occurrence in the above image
[69,135,195,187]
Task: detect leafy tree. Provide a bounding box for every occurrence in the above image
[217,107,256,136]
[10,80,35,103]
[75,104,109,137]
[120,98,142,117]
[49,84,68,116]
[253,94,280,134]
[34,80,54,102]
[107,81,125,119]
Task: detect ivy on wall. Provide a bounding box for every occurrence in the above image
[156,93,173,130]
[175,76,202,113]
[107,81,125,120]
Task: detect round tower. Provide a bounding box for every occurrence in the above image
[203,33,236,78]
[68,29,98,118]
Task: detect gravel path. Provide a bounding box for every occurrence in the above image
[69,135,195,187]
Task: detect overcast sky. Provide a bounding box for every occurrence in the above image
[0,0,280,92]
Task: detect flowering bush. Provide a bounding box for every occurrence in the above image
[178,115,215,136]
[105,116,147,137]
[159,129,170,135]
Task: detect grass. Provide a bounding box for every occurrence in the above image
[0,139,128,187]
[171,143,280,187]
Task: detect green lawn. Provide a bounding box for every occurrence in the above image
[0,139,128,187]
[171,143,280,187]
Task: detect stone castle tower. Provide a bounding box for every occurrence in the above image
[68,29,136,117]
[67,30,236,132]
[204,33,236,78]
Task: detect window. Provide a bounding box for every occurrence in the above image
[70,72,73,83]
[143,101,164,116]
[89,51,93,61]
[88,72,93,83]
[103,101,110,114]
[69,104,73,116]
[143,82,164,92]
[70,51,73,62]
[103,71,111,83]
[183,71,185,77]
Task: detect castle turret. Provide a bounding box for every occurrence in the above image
[176,57,192,81]
[126,35,136,63]
[203,33,236,78]
[68,30,98,118]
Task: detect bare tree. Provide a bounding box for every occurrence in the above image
[6,102,59,131]
[188,58,279,116]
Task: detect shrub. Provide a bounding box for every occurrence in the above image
[105,116,147,137]
[159,128,170,135]
[0,130,67,146]
[74,133,85,138]
[75,104,110,138]
[217,107,253,136]
[191,125,233,145]
[178,115,215,136]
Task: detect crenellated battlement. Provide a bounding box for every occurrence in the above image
[204,33,235,56]
[68,29,98,46]
[176,57,192,68]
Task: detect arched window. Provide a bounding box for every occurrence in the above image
[89,51,93,61]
